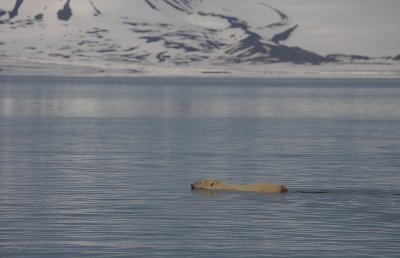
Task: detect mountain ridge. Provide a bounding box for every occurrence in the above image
[0,0,399,76]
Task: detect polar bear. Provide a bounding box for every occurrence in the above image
[191,179,288,193]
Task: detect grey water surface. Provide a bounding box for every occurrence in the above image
[1,77,399,257]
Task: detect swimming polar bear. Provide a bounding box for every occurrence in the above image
[191,179,288,193]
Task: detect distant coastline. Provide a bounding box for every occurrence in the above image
[1,58,400,79]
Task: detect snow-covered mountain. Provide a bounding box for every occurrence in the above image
[0,0,399,76]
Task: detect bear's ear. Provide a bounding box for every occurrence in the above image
[210,180,218,188]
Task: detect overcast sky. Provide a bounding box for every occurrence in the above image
[269,0,400,56]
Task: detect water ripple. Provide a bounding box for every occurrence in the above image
[1,78,400,257]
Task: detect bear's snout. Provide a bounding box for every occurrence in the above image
[191,182,200,190]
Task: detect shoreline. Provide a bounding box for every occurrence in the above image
[1,75,399,86]
[1,59,400,80]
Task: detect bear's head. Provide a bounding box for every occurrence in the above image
[191,179,220,190]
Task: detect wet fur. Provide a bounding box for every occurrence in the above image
[191,179,288,193]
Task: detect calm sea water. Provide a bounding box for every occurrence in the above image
[1,77,399,257]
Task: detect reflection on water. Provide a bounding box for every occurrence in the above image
[1,77,400,119]
[1,77,400,257]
